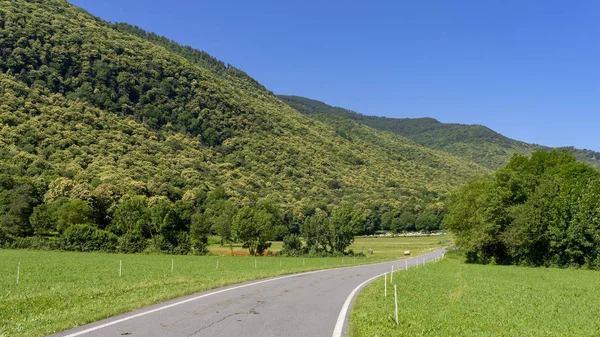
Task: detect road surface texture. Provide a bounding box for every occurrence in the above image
[50,248,446,337]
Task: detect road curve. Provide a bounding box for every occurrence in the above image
[50,248,446,337]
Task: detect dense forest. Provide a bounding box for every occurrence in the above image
[279,95,600,170]
[0,0,485,254]
[444,151,600,269]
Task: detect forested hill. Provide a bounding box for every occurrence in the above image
[278,95,600,170]
[0,0,485,251]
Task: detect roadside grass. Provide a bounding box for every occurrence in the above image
[349,251,600,337]
[0,235,446,337]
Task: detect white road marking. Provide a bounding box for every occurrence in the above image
[331,272,386,337]
[60,270,320,337]
[331,251,443,337]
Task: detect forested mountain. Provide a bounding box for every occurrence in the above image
[0,0,485,253]
[278,95,600,170]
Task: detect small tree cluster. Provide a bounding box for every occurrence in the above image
[444,151,600,269]
[282,204,366,256]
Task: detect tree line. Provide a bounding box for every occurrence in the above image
[0,175,445,255]
[444,150,600,269]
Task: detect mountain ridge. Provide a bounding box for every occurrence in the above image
[278,95,600,170]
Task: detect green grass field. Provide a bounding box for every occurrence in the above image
[349,251,600,337]
[0,235,447,337]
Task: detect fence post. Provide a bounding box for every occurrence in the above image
[384,272,387,297]
[394,284,399,325]
[16,262,21,285]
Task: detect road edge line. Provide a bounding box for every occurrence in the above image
[331,272,386,337]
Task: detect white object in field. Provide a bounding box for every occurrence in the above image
[404,250,410,256]
[16,261,21,285]
[394,284,399,325]
[119,260,122,277]
[171,259,174,272]
[384,272,387,297]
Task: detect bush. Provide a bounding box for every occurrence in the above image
[4,235,63,250]
[145,235,173,254]
[62,224,118,252]
[281,234,303,256]
[145,233,191,255]
[171,232,191,255]
[191,236,209,255]
[118,232,148,253]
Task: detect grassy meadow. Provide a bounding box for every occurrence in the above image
[349,251,600,337]
[0,235,447,337]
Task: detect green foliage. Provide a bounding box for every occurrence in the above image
[29,203,55,235]
[0,0,486,253]
[279,95,600,171]
[301,208,329,253]
[109,197,149,236]
[189,213,210,254]
[232,206,274,255]
[62,224,118,252]
[328,204,366,253]
[118,232,148,253]
[299,204,367,254]
[444,150,600,268]
[54,199,93,233]
[281,234,303,256]
[204,198,238,245]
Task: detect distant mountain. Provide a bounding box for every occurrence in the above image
[0,0,486,247]
[278,95,600,170]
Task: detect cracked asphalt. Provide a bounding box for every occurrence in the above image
[49,249,445,337]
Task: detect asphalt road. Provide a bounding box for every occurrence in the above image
[50,248,446,337]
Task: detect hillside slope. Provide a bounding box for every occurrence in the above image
[0,0,486,247]
[278,95,600,170]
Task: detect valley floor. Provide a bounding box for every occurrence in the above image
[0,236,447,337]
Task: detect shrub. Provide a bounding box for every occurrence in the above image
[281,234,303,256]
[191,235,209,255]
[171,232,191,255]
[118,232,148,253]
[62,224,118,252]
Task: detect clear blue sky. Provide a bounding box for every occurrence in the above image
[69,0,599,151]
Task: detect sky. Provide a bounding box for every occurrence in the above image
[69,0,600,151]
